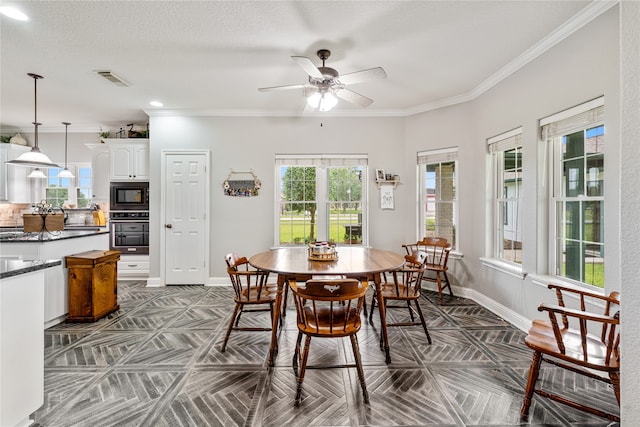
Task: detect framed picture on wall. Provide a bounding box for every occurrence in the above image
[380,185,394,210]
[376,169,385,182]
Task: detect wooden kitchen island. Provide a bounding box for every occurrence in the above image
[0,230,109,327]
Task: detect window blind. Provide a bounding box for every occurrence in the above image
[275,154,368,167]
[540,97,604,140]
[487,127,523,153]
[417,147,458,165]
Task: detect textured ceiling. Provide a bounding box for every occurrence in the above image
[0,0,604,132]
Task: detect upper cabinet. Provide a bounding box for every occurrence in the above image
[85,143,110,201]
[0,143,32,203]
[106,139,149,181]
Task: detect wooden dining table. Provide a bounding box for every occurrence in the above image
[249,246,406,366]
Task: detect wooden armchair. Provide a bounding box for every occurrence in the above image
[221,253,277,352]
[521,284,620,422]
[369,260,432,348]
[289,278,369,406]
[402,237,453,304]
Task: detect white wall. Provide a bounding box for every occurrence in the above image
[406,6,620,323]
[148,116,406,279]
[619,1,640,423]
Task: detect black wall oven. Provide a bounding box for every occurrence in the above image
[110,211,149,254]
[110,182,149,211]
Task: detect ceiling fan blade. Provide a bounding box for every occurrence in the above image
[337,67,387,86]
[336,88,374,108]
[258,83,306,92]
[291,56,324,79]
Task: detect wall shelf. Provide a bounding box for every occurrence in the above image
[375,178,400,189]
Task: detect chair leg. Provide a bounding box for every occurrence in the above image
[610,371,621,405]
[436,272,444,305]
[406,301,415,322]
[349,334,369,403]
[414,300,432,345]
[281,283,289,318]
[292,330,303,376]
[368,294,377,326]
[521,350,543,418]
[295,334,312,406]
[221,303,242,352]
[442,270,453,297]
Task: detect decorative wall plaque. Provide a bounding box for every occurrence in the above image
[223,169,261,197]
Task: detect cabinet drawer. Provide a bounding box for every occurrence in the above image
[117,254,149,278]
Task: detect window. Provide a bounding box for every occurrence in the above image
[276,155,367,246]
[488,128,523,264]
[45,164,92,208]
[417,148,457,249]
[542,98,604,288]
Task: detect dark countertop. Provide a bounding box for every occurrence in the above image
[0,258,62,279]
[0,229,109,243]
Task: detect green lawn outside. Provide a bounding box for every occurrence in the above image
[280,211,362,244]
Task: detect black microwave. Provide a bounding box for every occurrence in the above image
[110,182,149,210]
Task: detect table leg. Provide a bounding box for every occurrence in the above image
[374,272,391,364]
[268,274,285,366]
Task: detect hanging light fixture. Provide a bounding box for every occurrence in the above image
[27,168,47,179]
[306,89,338,112]
[6,73,60,168]
[57,122,74,178]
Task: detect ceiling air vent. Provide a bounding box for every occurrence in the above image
[95,71,130,87]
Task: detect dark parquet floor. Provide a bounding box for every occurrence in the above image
[34,281,620,426]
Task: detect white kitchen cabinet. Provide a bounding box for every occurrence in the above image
[0,143,32,203]
[1,268,45,427]
[118,254,149,278]
[107,139,149,181]
[86,143,110,201]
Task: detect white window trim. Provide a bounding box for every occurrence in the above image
[541,97,605,288]
[42,163,91,207]
[416,147,459,251]
[486,127,524,270]
[274,154,368,247]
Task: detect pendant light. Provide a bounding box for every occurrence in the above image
[57,122,74,178]
[6,73,60,168]
[27,168,47,179]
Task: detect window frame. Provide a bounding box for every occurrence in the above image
[487,128,523,266]
[274,155,368,247]
[416,148,458,251]
[542,97,605,290]
[42,163,92,208]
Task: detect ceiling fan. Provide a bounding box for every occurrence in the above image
[258,49,387,111]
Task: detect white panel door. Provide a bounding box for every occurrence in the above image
[164,153,208,284]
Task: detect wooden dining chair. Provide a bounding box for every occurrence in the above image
[402,237,453,304]
[521,284,620,422]
[289,277,369,406]
[369,259,432,347]
[221,253,277,352]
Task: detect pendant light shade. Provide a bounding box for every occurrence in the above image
[27,168,47,179]
[58,122,74,178]
[6,73,59,168]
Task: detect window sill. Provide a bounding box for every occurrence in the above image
[528,273,605,295]
[480,257,527,279]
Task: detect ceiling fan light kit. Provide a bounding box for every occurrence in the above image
[259,49,386,112]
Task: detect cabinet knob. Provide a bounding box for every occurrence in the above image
[165,224,172,229]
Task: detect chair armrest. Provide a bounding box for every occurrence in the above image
[538,303,620,325]
[538,303,620,357]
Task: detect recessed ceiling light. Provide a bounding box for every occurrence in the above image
[149,100,163,107]
[0,6,29,21]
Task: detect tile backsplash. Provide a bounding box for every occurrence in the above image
[0,203,31,227]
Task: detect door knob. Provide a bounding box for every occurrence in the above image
[165,224,172,229]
